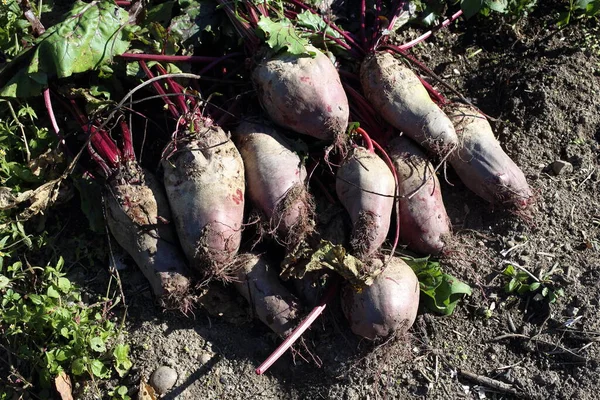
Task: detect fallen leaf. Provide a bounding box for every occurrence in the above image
[54,371,73,400]
[138,381,157,400]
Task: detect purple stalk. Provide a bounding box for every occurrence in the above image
[119,53,222,63]
[139,61,180,119]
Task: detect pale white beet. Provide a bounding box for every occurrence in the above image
[162,124,245,276]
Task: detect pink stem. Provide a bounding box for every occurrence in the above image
[43,88,63,142]
[356,127,374,153]
[385,0,407,36]
[119,53,222,63]
[139,61,180,119]
[256,279,339,375]
[398,10,463,51]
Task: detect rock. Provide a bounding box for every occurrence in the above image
[551,160,573,175]
[150,366,178,394]
[200,352,212,365]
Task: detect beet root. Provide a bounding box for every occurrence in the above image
[360,51,458,156]
[233,253,302,337]
[252,45,349,141]
[105,164,191,310]
[388,136,451,255]
[341,256,420,339]
[162,123,245,278]
[336,147,395,259]
[448,105,533,210]
[234,120,314,247]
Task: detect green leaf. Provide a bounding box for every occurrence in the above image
[47,285,60,298]
[516,283,530,294]
[502,264,516,277]
[529,282,541,291]
[57,277,71,293]
[461,0,484,18]
[169,0,220,46]
[113,344,132,377]
[90,337,106,353]
[90,359,111,378]
[484,0,508,13]
[256,16,310,55]
[72,358,86,375]
[1,0,133,97]
[506,278,519,293]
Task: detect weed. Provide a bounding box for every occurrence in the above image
[501,264,565,303]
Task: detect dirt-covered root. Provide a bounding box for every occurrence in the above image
[448,105,534,211]
[388,136,452,255]
[341,256,420,340]
[360,51,458,157]
[162,124,245,278]
[336,147,395,259]
[252,45,349,141]
[232,253,302,337]
[270,183,315,248]
[104,166,192,310]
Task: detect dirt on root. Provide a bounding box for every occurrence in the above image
[75,5,599,400]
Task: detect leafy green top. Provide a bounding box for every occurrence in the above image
[256,16,312,55]
[0,0,134,98]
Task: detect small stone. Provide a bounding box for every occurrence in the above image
[551,160,573,175]
[453,68,460,76]
[200,352,212,365]
[150,366,178,395]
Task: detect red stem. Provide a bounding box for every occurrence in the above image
[115,1,130,6]
[87,143,113,177]
[360,0,367,50]
[119,120,135,161]
[139,61,180,119]
[398,10,463,51]
[356,127,374,153]
[154,64,190,114]
[119,53,222,63]
[418,76,446,105]
[371,139,400,260]
[256,279,339,375]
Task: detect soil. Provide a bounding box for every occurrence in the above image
[69,3,600,400]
